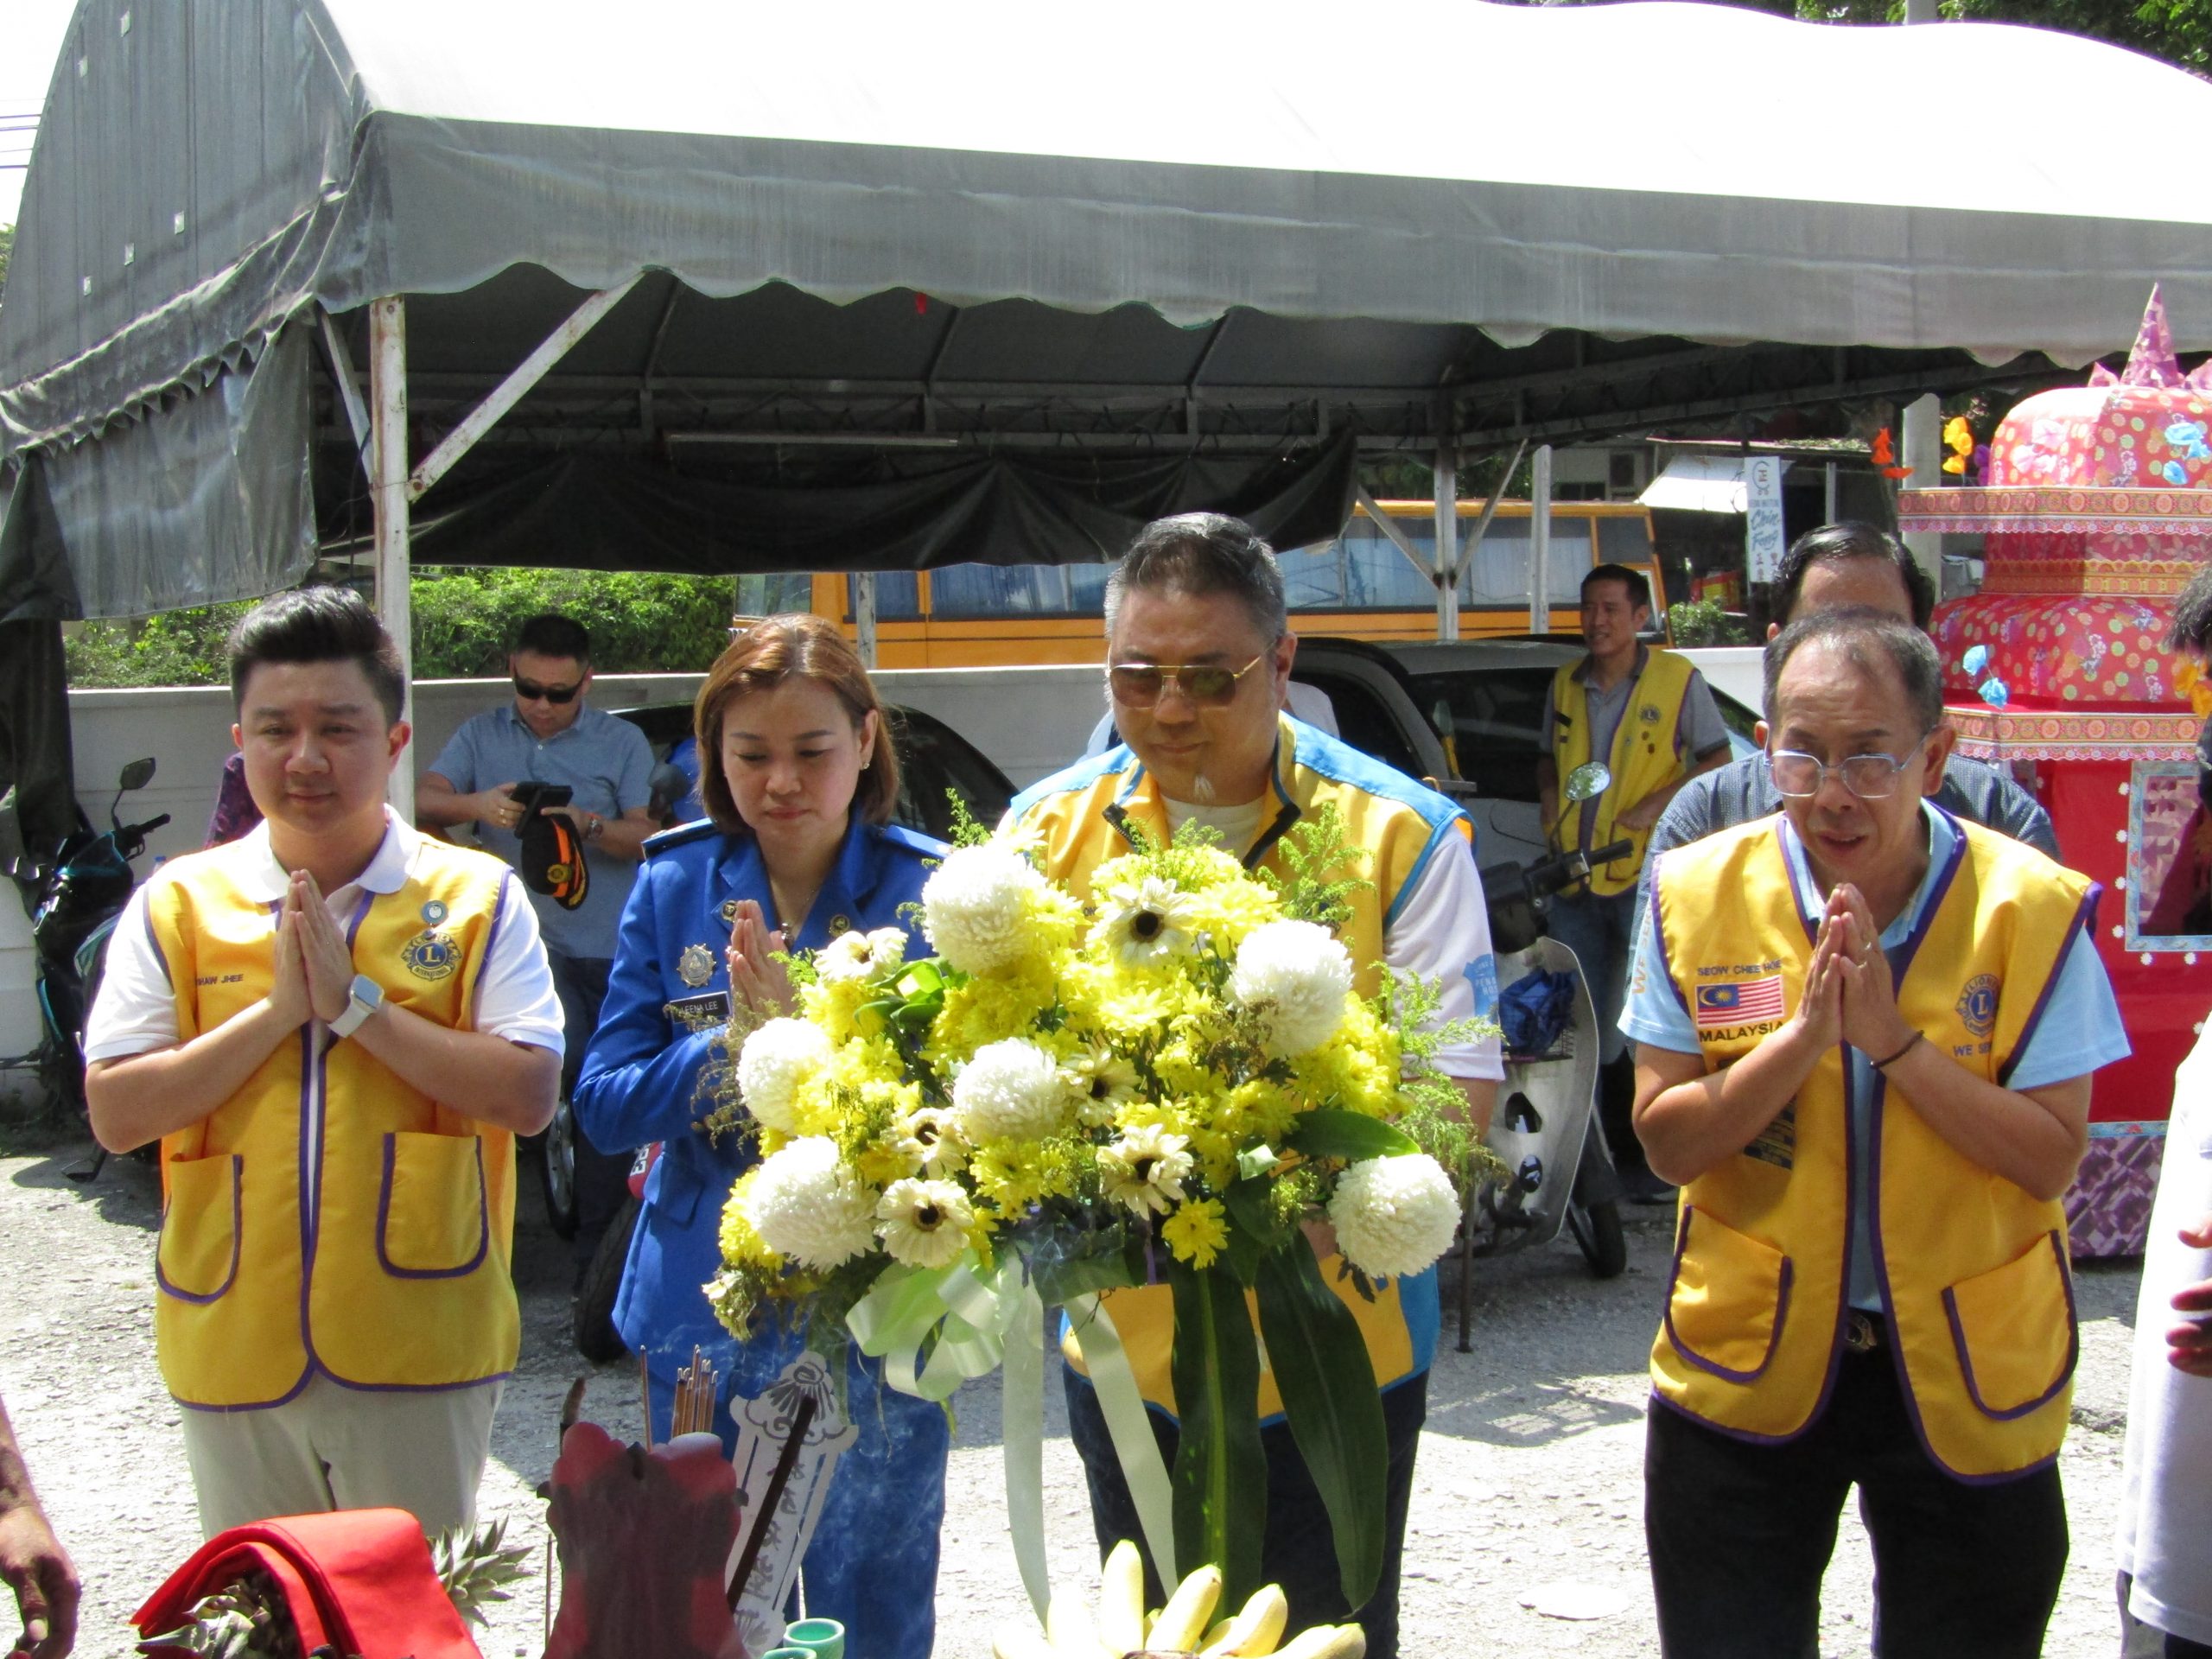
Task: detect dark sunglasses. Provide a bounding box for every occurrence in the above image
[513,677,583,705]
[1107,654,1267,709]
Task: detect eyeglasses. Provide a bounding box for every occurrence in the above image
[1107,655,1268,709]
[513,677,583,705]
[1768,736,1930,800]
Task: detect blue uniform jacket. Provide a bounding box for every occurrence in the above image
[573,813,945,1372]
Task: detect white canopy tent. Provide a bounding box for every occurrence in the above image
[4,0,2212,792]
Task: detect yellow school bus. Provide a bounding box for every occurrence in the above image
[734,499,1665,668]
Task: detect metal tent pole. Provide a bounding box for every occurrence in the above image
[372,296,416,822]
[1529,444,1554,635]
[1432,439,1460,643]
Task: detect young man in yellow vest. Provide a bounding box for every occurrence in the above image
[1625,607,2129,1657]
[1538,563,1731,1201]
[84,588,563,1538]
[1007,513,1502,1659]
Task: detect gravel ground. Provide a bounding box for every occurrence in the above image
[0,1126,2140,1658]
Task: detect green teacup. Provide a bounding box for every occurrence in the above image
[759,1649,813,1659]
[783,1618,846,1659]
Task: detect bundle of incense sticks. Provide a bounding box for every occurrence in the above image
[671,1345,720,1438]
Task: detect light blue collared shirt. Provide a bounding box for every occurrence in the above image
[1623,803,2130,1309]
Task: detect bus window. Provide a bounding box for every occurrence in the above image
[931,561,1110,618]
[1597,515,1655,564]
[1458,518,1591,606]
[845,571,923,620]
[735,573,814,616]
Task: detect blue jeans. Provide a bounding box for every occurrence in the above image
[646,1342,949,1659]
[1547,885,1640,1066]
[550,951,628,1268]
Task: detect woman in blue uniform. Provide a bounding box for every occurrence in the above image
[574,614,949,1658]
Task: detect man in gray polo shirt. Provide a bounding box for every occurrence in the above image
[419,614,657,1281]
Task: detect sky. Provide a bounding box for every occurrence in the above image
[0,0,82,229]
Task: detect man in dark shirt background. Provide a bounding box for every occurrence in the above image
[1643,523,2057,914]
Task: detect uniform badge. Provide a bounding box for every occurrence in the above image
[1639,702,1662,724]
[679,943,716,987]
[403,929,458,981]
[420,899,449,926]
[828,913,851,938]
[720,899,741,924]
[1956,975,1999,1039]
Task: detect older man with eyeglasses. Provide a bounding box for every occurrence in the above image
[1621,605,2129,1658]
[419,613,658,1292]
[1005,512,1503,1658]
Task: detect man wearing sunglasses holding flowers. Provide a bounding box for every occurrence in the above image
[1009,512,1503,1656]
[1624,606,2128,1657]
[420,613,658,1280]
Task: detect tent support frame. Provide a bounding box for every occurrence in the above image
[371,296,416,820]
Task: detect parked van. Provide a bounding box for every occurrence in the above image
[734,498,1666,668]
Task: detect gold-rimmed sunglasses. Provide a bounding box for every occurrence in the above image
[1107,654,1268,709]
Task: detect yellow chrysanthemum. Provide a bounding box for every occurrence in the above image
[717,1172,784,1271]
[1161,1198,1230,1269]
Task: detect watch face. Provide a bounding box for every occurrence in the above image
[351,973,385,1009]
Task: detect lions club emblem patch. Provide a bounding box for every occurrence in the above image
[1956,975,1999,1039]
[403,928,458,981]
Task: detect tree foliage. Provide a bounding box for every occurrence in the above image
[64,568,740,688]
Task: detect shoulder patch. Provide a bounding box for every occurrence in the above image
[643,817,723,858]
[879,821,951,861]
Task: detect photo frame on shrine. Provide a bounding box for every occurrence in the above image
[2126,760,2212,950]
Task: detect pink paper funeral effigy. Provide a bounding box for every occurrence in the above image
[1899,286,2212,1256]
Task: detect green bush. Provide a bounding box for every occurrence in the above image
[65,569,740,687]
[1667,597,1752,647]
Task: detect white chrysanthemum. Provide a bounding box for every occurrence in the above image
[742,1137,878,1270]
[920,843,1043,975]
[875,1178,976,1268]
[1060,1044,1141,1127]
[1328,1154,1461,1279]
[1098,875,1200,965]
[1097,1123,1194,1216]
[1228,919,1353,1056]
[951,1039,1070,1144]
[735,1017,834,1133]
[816,925,908,982]
[893,1104,967,1175]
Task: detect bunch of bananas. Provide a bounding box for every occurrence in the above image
[992,1541,1368,1659]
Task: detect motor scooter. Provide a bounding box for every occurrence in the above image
[1452,761,1630,1347]
[0,759,169,1173]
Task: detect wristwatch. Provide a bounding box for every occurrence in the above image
[584,811,606,843]
[328,973,386,1039]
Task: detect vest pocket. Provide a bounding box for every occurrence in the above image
[156,1154,242,1303]
[377,1133,491,1279]
[1942,1230,2077,1420]
[1663,1205,1794,1384]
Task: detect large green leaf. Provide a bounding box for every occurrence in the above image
[1254,1240,1387,1611]
[1166,1259,1266,1608]
[1287,1108,1419,1163]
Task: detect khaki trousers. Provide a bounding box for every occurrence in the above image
[179,1371,503,1539]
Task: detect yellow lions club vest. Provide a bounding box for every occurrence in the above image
[1014,716,1471,1415]
[1549,647,1698,896]
[1649,811,2094,1478]
[144,838,520,1408]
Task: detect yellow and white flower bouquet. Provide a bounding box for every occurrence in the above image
[708,810,1497,1612]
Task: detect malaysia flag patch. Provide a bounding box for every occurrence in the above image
[1695,976,1786,1029]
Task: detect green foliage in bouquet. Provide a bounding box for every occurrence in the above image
[703,806,1501,1610]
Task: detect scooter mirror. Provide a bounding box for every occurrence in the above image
[118,757,156,792]
[1563,760,1611,803]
